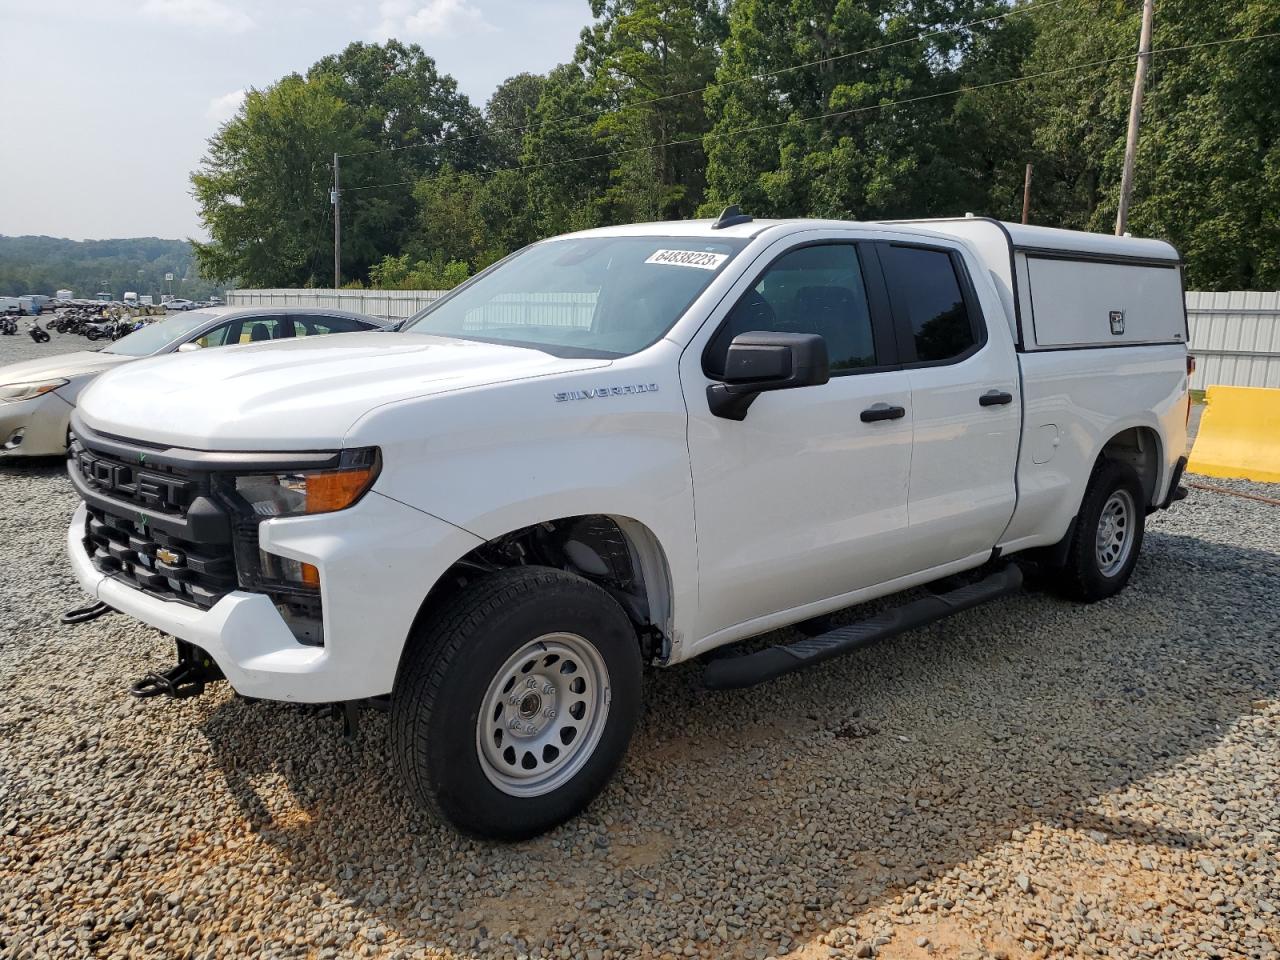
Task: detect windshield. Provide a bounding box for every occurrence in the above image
[103,311,220,357]
[401,235,749,356]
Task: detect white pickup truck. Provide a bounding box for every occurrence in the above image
[65,212,1191,838]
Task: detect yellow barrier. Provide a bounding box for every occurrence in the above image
[1187,386,1280,483]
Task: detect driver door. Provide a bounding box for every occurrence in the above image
[681,234,914,648]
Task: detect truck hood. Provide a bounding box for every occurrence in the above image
[0,350,132,386]
[75,332,612,449]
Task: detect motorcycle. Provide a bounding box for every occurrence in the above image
[28,320,51,343]
[85,318,130,341]
[0,316,17,336]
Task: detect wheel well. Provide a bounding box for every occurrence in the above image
[1099,427,1161,505]
[411,515,673,664]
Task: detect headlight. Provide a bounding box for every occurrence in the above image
[0,379,68,402]
[232,447,381,518]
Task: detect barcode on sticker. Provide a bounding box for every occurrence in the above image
[645,249,729,270]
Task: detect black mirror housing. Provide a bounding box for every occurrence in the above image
[707,331,830,420]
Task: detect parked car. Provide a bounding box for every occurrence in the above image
[65,214,1190,839]
[165,298,196,311]
[0,307,387,457]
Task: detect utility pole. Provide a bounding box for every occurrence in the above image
[1022,163,1033,225]
[332,153,342,288]
[1116,0,1155,236]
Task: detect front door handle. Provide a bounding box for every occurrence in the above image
[979,389,1014,407]
[860,402,906,423]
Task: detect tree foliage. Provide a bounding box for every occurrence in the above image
[185,1,1280,293]
[0,236,218,300]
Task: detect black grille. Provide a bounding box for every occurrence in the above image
[69,425,333,625]
[72,441,237,610]
[84,505,237,609]
[74,447,193,515]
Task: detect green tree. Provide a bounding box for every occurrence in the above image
[308,41,491,174]
[522,63,615,235]
[0,236,219,300]
[578,0,729,221]
[979,0,1280,289]
[703,0,1012,220]
[1117,0,1280,288]
[486,72,549,165]
[191,74,402,286]
[368,252,471,289]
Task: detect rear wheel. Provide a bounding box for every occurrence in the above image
[391,566,642,839]
[1052,459,1146,602]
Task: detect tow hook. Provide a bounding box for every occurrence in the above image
[130,641,224,700]
[60,600,114,625]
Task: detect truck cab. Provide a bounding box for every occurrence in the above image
[65,214,1190,838]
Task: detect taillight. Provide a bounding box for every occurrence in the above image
[1185,354,1195,427]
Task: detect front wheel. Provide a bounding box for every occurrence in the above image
[391,566,642,839]
[1052,459,1146,602]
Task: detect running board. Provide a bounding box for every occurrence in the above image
[702,564,1024,690]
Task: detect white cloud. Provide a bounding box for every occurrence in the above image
[373,0,494,39]
[206,88,246,123]
[141,0,254,32]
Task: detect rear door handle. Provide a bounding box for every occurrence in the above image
[979,390,1014,407]
[860,402,906,423]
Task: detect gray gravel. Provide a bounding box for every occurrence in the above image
[2,332,1278,960]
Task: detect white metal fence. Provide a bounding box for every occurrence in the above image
[226,288,448,319]
[1186,291,1280,391]
[228,287,1280,390]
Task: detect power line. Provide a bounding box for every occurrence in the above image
[340,30,1280,198]
[335,0,1068,161]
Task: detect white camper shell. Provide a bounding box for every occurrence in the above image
[898,218,1187,350]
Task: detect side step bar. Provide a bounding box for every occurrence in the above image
[702,564,1024,690]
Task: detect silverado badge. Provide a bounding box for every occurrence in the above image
[554,383,659,402]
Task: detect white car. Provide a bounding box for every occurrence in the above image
[0,307,386,457]
[164,299,196,311]
[66,213,1190,838]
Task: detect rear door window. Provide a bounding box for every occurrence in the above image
[295,314,370,336]
[879,245,981,364]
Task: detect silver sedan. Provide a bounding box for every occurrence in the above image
[0,307,389,458]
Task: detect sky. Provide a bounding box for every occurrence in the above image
[0,0,587,241]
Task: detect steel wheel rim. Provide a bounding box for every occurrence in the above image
[1095,488,1136,577]
[476,632,611,798]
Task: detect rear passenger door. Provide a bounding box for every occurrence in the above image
[876,241,1020,569]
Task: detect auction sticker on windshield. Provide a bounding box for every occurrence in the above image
[645,249,729,270]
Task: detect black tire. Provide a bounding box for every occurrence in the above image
[391,566,643,840]
[1053,459,1146,602]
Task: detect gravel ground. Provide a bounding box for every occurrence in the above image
[1,332,1278,960]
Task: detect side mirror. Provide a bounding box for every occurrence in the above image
[177,341,203,352]
[706,331,830,420]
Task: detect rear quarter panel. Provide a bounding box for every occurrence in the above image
[1000,344,1189,552]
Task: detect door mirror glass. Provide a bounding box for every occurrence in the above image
[708,331,829,420]
[177,341,203,352]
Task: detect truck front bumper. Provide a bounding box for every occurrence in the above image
[67,493,483,703]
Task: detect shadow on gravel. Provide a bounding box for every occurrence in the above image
[194,528,1279,957]
[0,456,69,478]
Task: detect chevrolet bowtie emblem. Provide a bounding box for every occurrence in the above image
[155,548,181,565]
